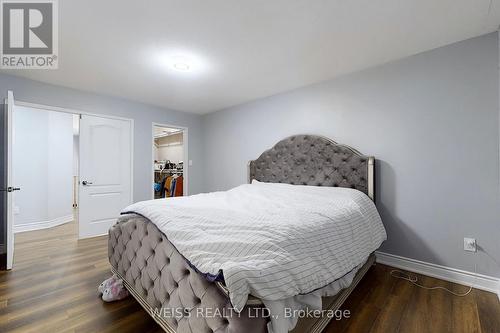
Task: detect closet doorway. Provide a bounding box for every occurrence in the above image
[152,124,188,199]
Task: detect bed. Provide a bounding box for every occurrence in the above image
[108,134,385,333]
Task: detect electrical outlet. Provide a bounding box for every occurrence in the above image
[464,237,476,252]
[13,205,20,215]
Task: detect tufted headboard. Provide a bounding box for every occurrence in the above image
[248,135,375,200]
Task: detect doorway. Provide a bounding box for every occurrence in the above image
[152,124,188,199]
[12,106,77,235]
[3,92,134,269]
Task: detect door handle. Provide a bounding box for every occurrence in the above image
[0,187,21,192]
[82,181,93,186]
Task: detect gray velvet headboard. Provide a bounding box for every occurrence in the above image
[248,135,375,201]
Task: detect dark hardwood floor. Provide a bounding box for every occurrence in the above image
[324,264,500,333]
[1,222,499,333]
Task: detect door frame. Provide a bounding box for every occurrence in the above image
[5,91,14,269]
[12,99,134,238]
[151,122,188,199]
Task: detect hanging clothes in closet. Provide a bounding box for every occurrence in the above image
[164,174,183,198]
[173,175,183,197]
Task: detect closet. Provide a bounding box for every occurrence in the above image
[153,126,185,199]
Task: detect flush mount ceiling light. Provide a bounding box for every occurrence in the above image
[170,56,192,72]
[172,61,190,71]
[157,52,209,75]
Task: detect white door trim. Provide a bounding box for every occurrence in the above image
[15,100,133,122]
[5,91,14,270]
[152,122,188,199]
[14,100,134,204]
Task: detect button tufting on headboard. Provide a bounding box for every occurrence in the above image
[248,135,375,200]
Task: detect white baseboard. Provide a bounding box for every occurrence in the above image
[14,214,73,233]
[376,251,500,299]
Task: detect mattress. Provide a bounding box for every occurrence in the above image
[121,181,386,313]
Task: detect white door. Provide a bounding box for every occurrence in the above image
[79,115,132,239]
[3,91,19,269]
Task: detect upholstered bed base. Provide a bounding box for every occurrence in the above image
[109,214,375,333]
[109,214,268,333]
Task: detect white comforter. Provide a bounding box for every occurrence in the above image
[122,180,386,318]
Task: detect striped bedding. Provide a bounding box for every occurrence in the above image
[121,180,386,314]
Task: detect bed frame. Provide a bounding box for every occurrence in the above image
[109,134,376,333]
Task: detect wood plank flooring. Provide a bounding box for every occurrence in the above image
[1,222,499,333]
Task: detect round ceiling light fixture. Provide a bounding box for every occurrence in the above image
[172,61,190,71]
[155,50,210,76]
[166,55,196,73]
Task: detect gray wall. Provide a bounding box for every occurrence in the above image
[0,73,204,201]
[202,33,500,277]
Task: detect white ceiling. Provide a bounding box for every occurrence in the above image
[3,0,500,114]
